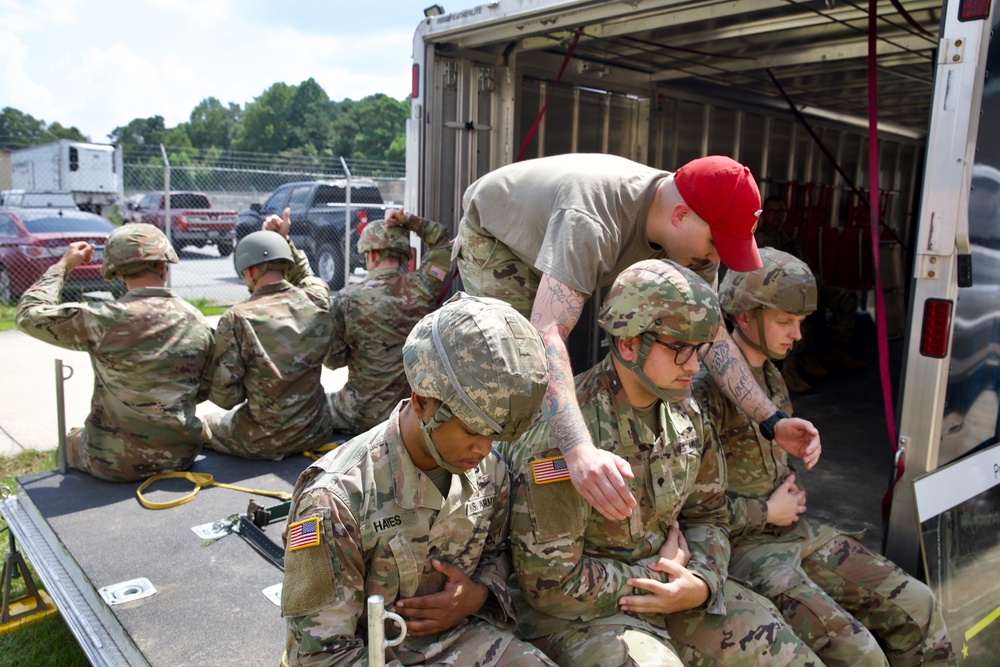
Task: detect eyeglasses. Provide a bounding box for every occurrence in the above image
[652,338,713,365]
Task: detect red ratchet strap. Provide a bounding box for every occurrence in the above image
[866,0,903,520]
[514,29,583,162]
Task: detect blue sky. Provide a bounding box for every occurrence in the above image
[0,0,482,142]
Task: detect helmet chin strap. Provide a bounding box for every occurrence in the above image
[734,310,788,361]
[417,403,467,475]
[611,333,690,403]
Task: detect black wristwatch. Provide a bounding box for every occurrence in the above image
[758,410,789,441]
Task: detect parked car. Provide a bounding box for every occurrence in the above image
[127,191,237,256]
[0,189,79,209]
[236,180,389,288]
[0,208,124,304]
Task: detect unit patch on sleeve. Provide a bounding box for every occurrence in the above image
[288,517,321,551]
[531,455,571,484]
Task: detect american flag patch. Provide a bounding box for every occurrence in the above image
[428,264,448,281]
[532,456,571,484]
[288,517,321,551]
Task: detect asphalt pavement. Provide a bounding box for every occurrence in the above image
[0,315,348,457]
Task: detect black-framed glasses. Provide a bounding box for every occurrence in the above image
[652,338,713,365]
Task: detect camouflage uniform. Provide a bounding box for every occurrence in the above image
[503,260,822,667]
[282,294,555,667]
[693,248,957,667]
[15,226,214,481]
[326,214,453,434]
[203,236,334,459]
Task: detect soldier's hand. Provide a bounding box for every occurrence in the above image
[765,474,807,526]
[564,442,636,521]
[263,207,291,239]
[384,207,407,227]
[774,417,821,469]
[57,241,95,272]
[391,559,488,637]
[621,560,710,615]
[657,522,690,568]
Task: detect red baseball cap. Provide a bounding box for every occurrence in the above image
[674,155,762,272]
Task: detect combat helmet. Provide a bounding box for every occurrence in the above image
[403,292,547,468]
[102,224,178,280]
[719,247,817,360]
[357,219,411,260]
[598,259,721,402]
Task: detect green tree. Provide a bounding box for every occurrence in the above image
[109,116,167,147]
[0,107,87,148]
[187,97,239,149]
[233,82,296,153]
[345,94,409,161]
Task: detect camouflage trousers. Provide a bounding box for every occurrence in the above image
[390,617,557,667]
[665,579,824,667]
[731,518,957,667]
[531,623,684,667]
[66,426,198,482]
[453,221,540,319]
[202,404,331,461]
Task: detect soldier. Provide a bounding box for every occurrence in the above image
[281,293,556,667]
[325,208,452,435]
[694,248,957,666]
[454,153,821,523]
[15,224,213,481]
[503,259,822,667]
[202,209,333,459]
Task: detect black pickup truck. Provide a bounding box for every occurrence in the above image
[236,180,389,289]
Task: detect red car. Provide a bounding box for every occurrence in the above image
[0,207,123,305]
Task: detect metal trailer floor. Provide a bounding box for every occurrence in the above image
[2,452,309,667]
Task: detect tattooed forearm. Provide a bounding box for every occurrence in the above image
[705,332,776,423]
[531,274,585,336]
[538,303,592,455]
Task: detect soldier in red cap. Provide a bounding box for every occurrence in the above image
[453,153,821,522]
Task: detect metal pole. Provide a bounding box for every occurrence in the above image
[159,143,172,288]
[367,594,407,667]
[55,359,74,474]
[340,157,352,289]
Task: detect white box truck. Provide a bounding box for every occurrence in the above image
[406,0,1000,657]
[3,1,1000,663]
[10,140,124,214]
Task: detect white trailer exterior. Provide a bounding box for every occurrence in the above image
[10,140,124,213]
[408,0,1000,657]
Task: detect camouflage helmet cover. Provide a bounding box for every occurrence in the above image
[403,292,548,441]
[597,259,721,344]
[357,219,412,258]
[719,247,817,316]
[234,230,294,275]
[102,223,178,280]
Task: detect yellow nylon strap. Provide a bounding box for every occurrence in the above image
[136,471,291,510]
[301,440,342,461]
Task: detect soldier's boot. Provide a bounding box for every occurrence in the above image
[824,345,867,371]
[798,351,829,378]
[782,360,813,394]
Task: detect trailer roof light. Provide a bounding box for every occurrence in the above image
[959,0,991,21]
[919,298,953,358]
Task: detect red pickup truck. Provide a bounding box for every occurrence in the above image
[127,191,237,256]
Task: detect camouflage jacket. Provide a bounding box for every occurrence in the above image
[754,225,804,260]
[325,216,452,433]
[15,265,214,478]
[282,400,516,667]
[693,359,798,540]
[205,242,333,456]
[504,355,731,640]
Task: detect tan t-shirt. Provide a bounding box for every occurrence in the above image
[461,153,669,296]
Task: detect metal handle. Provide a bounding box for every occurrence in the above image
[367,594,407,667]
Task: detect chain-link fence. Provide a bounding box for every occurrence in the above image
[0,141,404,306]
